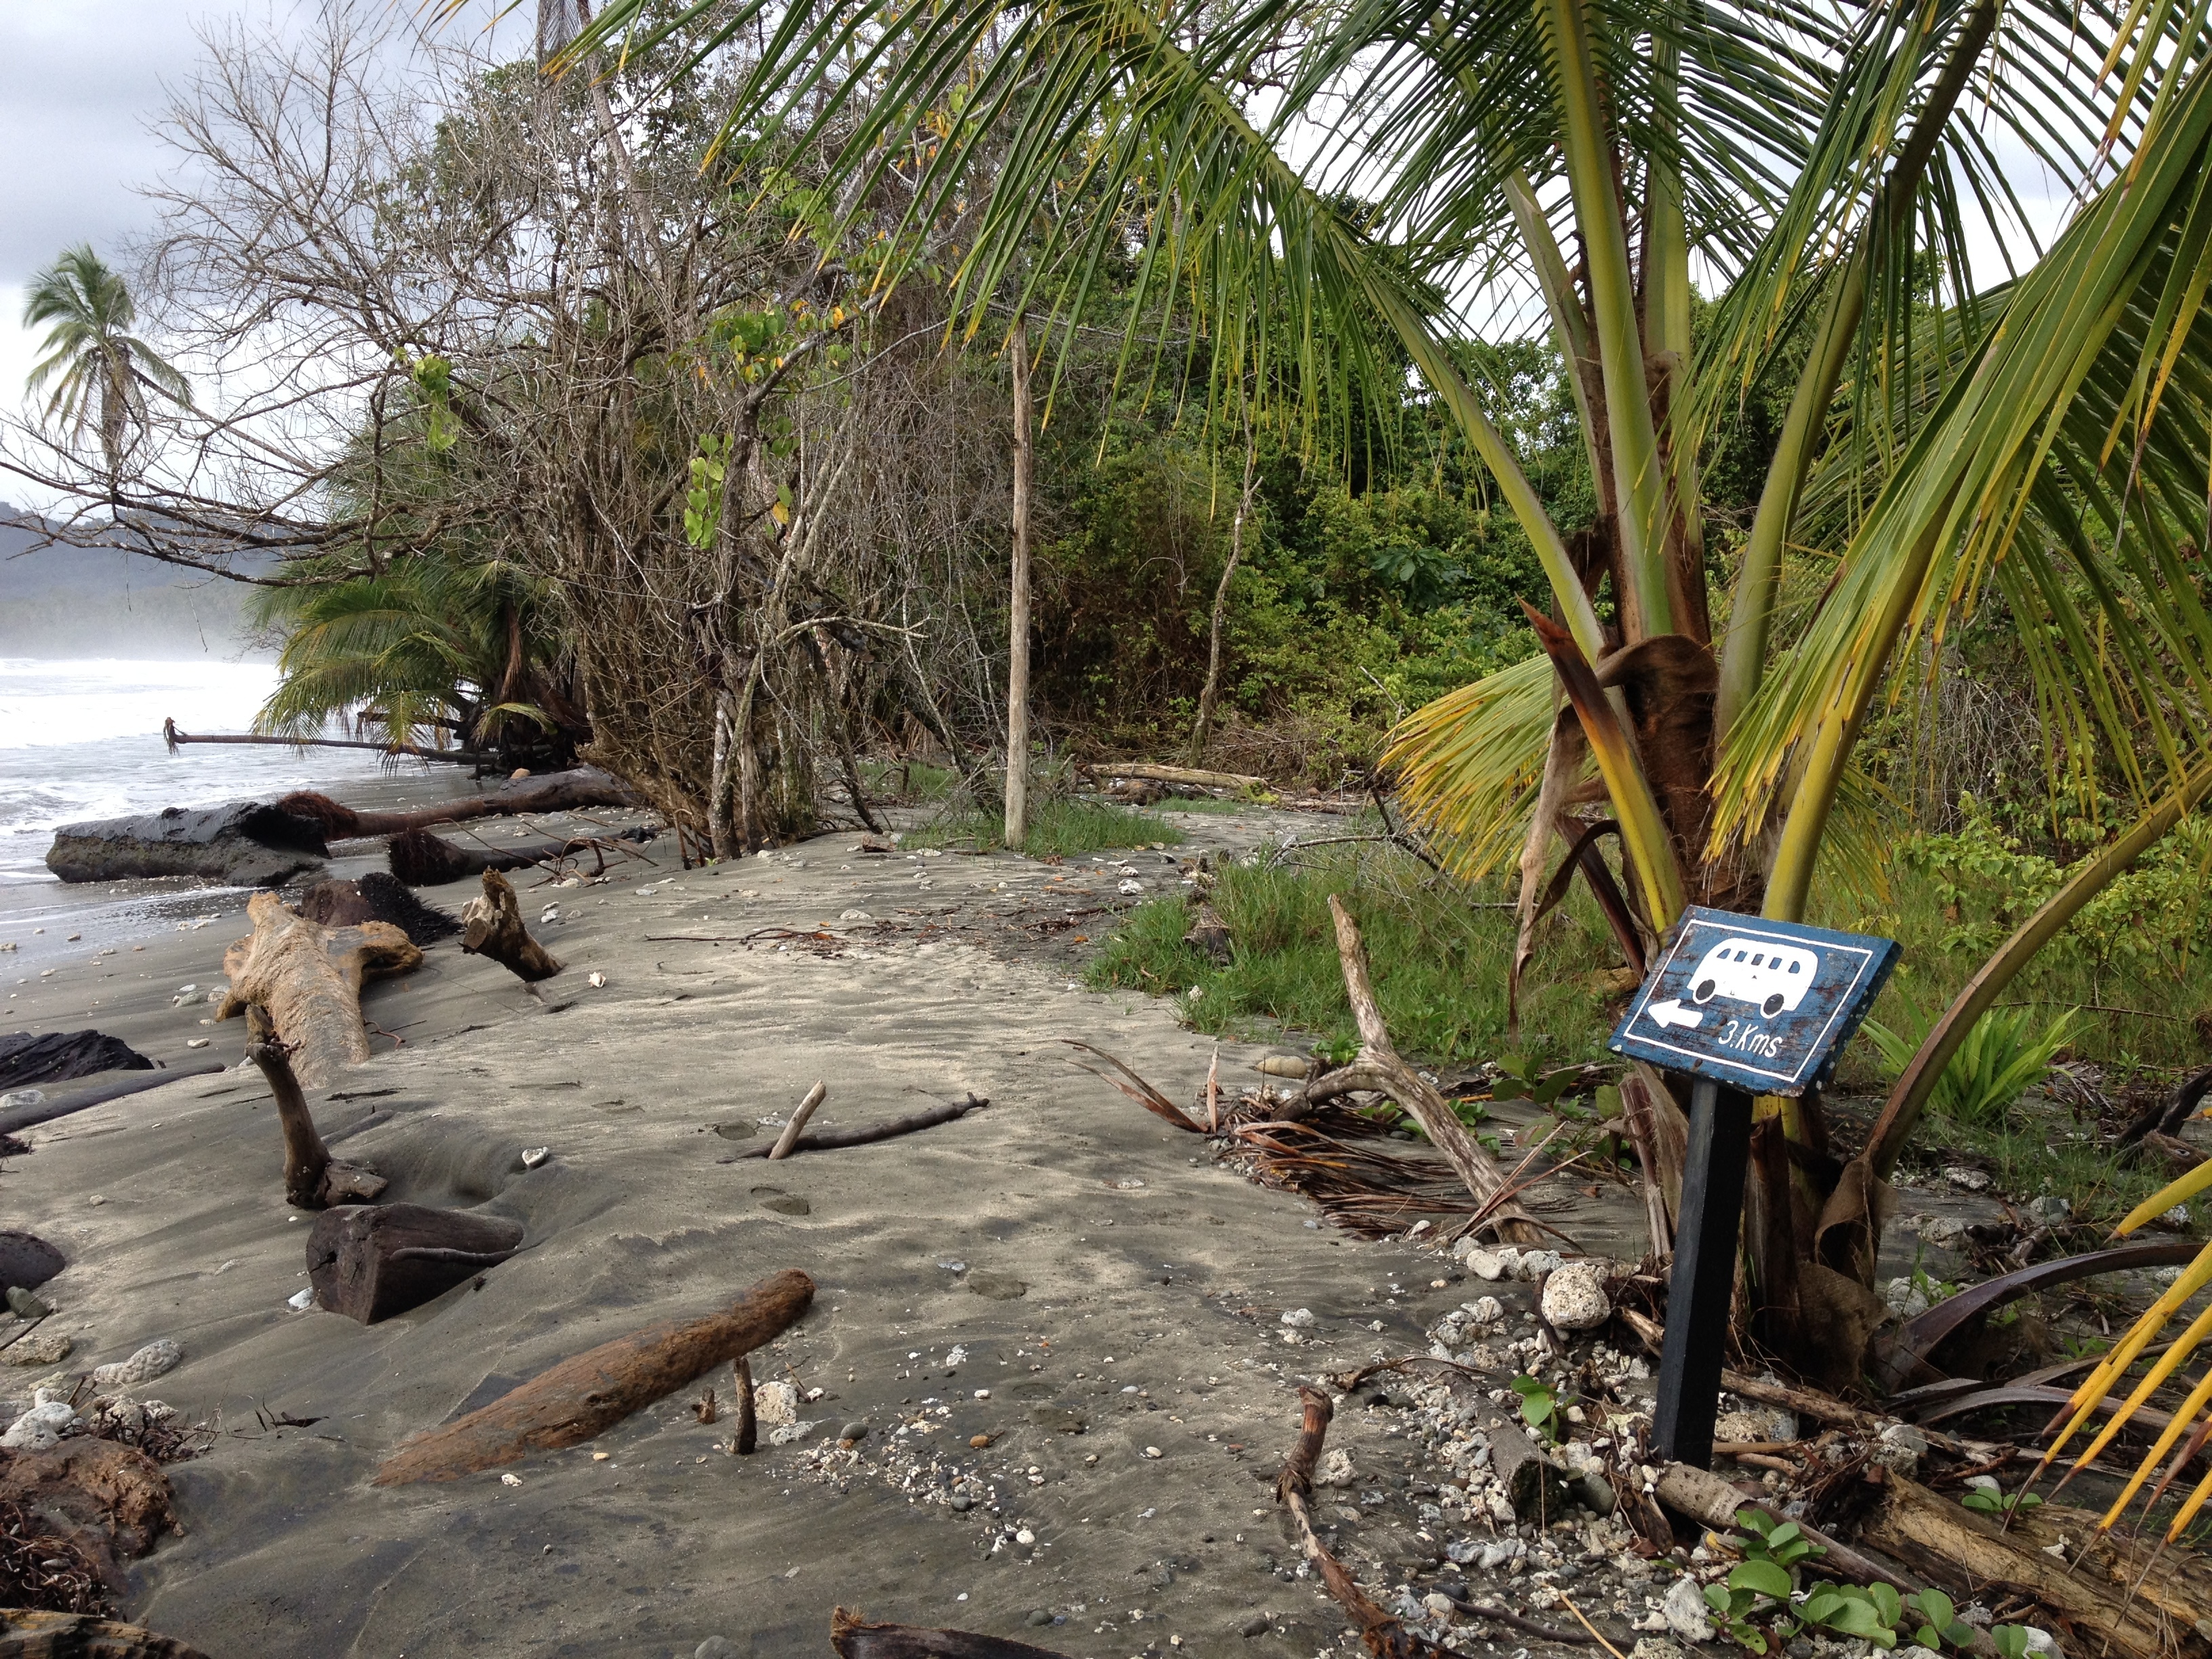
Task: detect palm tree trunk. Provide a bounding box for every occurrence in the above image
[1004,315,1034,849]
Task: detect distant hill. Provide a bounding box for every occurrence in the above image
[0,507,259,659]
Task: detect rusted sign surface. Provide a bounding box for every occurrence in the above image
[1608,907,1899,1095]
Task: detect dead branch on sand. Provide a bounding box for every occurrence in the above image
[245,1036,388,1210]
[728,1095,988,1160]
[459,869,564,981]
[829,1608,1070,1657]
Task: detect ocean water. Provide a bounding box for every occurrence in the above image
[0,660,484,972]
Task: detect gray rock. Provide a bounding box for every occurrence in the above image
[838,1420,869,1443]
[5,1287,52,1321]
[695,1639,739,1659]
[968,1273,1028,1300]
[1151,1566,1175,1589]
[2020,1629,2062,1659]
[0,1399,77,1451]
[1576,1470,1618,1514]
[89,1338,181,1390]
[2025,1195,2072,1227]
[1240,1613,1273,1637]
[1663,1574,1717,1643]
[949,1492,973,1511]
[0,1331,73,1367]
[1632,1641,1687,1659]
[1026,1610,1054,1628]
[1541,1260,1613,1330]
[1943,1165,1992,1192]
[45,800,328,886]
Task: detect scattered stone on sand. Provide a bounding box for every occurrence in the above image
[7,1286,54,1319]
[1279,1307,1315,1327]
[2025,1194,2071,1227]
[752,1381,798,1425]
[1540,1258,1613,1330]
[1663,1573,1717,1642]
[1944,1165,1993,1191]
[695,1639,738,1659]
[91,1339,182,1390]
[838,1421,869,1443]
[1,1397,80,1450]
[521,1145,551,1169]
[1,1330,73,1366]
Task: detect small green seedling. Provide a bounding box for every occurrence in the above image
[1961,1487,2043,1518]
[1991,1625,2036,1659]
[1798,1581,1902,1649]
[1905,1588,1978,1651]
[1704,1579,1777,1654]
[1734,1508,1824,1572]
[1510,1374,1560,1440]
[1492,1052,1583,1108]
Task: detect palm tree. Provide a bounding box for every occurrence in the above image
[22,245,187,482]
[569,0,2212,1360]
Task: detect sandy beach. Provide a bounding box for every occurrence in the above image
[4,804,1721,1659]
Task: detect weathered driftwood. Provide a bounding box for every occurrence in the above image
[246,1038,388,1210]
[0,1437,178,1578]
[1857,1469,2212,1659]
[0,1032,152,1090]
[0,1065,224,1136]
[1090,761,1266,792]
[459,870,563,981]
[44,800,327,887]
[298,874,459,947]
[1275,1384,1447,1658]
[733,1353,758,1454]
[1489,1416,1572,1522]
[0,1610,211,1658]
[217,892,422,1088]
[276,766,637,840]
[729,1096,988,1159]
[306,1204,525,1322]
[829,1611,1069,1658]
[387,824,651,886]
[163,716,482,767]
[1320,896,1542,1246]
[1652,1464,1910,1592]
[768,1082,828,1160]
[372,1268,815,1485]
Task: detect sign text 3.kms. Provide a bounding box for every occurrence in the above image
[1610,908,1900,1096]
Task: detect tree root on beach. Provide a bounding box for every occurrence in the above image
[217,892,422,1088]
[459,870,563,982]
[828,1608,1070,1658]
[245,1034,387,1210]
[371,1269,815,1485]
[306,1203,525,1323]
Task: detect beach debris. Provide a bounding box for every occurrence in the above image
[1254,1054,1312,1079]
[458,869,564,982]
[0,1064,224,1137]
[0,1031,153,1090]
[1539,1259,1614,1330]
[588,972,607,987]
[829,1608,1071,1658]
[727,1094,988,1160]
[217,890,422,1087]
[521,1146,551,1170]
[306,1204,525,1323]
[1490,1417,1572,1521]
[5,1288,52,1320]
[371,1267,814,1484]
[44,800,329,887]
[0,1230,64,1294]
[1182,901,1231,962]
[733,1355,757,1454]
[298,873,461,947]
[692,1390,718,1425]
[752,1378,799,1425]
[87,1340,180,1391]
[768,1082,829,1160]
[243,1036,386,1210]
[1,1332,73,1368]
[286,1289,314,1311]
[0,1613,209,1656]
[275,765,636,840]
[388,823,653,886]
[1,1401,79,1452]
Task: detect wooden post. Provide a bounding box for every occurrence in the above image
[1004,314,1033,850]
[1654,1078,1753,1467]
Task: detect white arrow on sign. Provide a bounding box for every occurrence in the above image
[1645,998,1702,1031]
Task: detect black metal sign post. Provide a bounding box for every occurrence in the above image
[1610,907,1900,1469]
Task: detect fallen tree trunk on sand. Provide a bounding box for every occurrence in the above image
[372,1268,815,1484]
[298,874,459,947]
[218,892,422,1088]
[1087,761,1267,793]
[276,766,638,841]
[0,1064,224,1136]
[830,1610,1069,1658]
[45,801,327,887]
[387,825,653,887]
[1318,896,1543,1246]
[0,1612,211,1658]
[459,871,562,981]
[163,717,483,767]
[729,1095,987,1160]
[246,1038,387,1210]
[307,1203,525,1322]
[0,1031,152,1090]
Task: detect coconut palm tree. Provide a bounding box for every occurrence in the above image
[569,0,2212,1363]
[21,245,188,482]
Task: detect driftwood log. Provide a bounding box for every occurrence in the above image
[306,1204,525,1322]
[729,1096,988,1159]
[275,766,637,840]
[459,871,562,981]
[44,800,327,887]
[217,892,422,1088]
[0,1065,224,1137]
[245,1038,386,1210]
[1489,1417,1572,1521]
[388,825,651,887]
[298,874,459,947]
[0,1610,211,1658]
[829,1611,1068,1658]
[372,1268,815,1484]
[0,1033,152,1090]
[1090,762,1266,792]
[1314,896,1542,1245]
[1857,1469,2212,1659]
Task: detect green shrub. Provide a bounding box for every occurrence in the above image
[1863,1003,2081,1128]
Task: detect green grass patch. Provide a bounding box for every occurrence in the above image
[904,796,1184,857]
[1086,837,1620,1065]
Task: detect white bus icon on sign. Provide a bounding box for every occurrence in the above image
[1688,937,1819,1019]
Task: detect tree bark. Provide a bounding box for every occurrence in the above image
[1005,314,1033,849]
[372,1268,815,1484]
[245,1036,388,1209]
[1190,430,1256,764]
[306,1203,525,1322]
[459,869,565,981]
[218,892,423,1088]
[274,766,636,840]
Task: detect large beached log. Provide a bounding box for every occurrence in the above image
[371,1268,815,1485]
[216,892,422,1088]
[0,1033,152,1091]
[298,874,459,947]
[459,870,562,981]
[0,1065,224,1137]
[0,1610,211,1658]
[276,766,637,840]
[829,1611,1069,1658]
[1088,762,1267,792]
[386,824,652,887]
[1321,895,1543,1246]
[306,1204,525,1322]
[44,801,327,887]
[245,1038,386,1210]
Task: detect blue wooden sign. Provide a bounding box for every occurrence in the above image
[1608,907,1900,1095]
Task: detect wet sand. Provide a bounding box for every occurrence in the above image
[3,806,1671,1658]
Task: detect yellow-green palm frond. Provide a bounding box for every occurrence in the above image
[1380,652,1560,882]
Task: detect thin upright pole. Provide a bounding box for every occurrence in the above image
[1653,1078,1754,1467]
[1004,314,1033,848]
